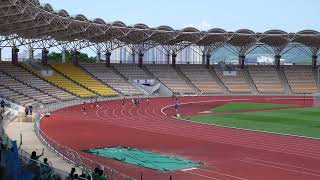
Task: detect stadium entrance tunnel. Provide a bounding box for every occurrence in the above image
[83,146,204,171]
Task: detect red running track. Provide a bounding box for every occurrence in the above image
[41,96,320,180]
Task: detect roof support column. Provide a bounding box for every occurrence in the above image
[202,54,206,65]
[0,48,2,61]
[28,46,34,61]
[166,53,170,64]
[275,55,281,68]
[12,46,19,65]
[41,48,48,66]
[138,53,144,67]
[132,53,136,64]
[96,48,101,63]
[72,50,79,66]
[105,51,111,67]
[239,54,245,68]
[62,48,66,63]
[206,54,211,68]
[313,55,318,68]
[172,53,177,68]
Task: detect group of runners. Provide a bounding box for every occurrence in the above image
[82,97,99,114]
[81,96,180,114]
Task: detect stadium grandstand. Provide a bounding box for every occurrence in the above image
[1,0,320,180]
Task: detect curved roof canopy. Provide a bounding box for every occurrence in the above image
[0,0,319,49]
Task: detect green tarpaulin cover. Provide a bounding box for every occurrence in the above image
[84,146,203,171]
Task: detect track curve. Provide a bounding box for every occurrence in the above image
[41,96,320,180]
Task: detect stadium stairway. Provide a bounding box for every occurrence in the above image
[50,63,118,97]
[277,67,293,95]
[176,65,201,94]
[21,63,96,98]
[209,66,230,94]
[142,65,174,94]
[243,67,259,94]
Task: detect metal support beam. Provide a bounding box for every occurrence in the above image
[105,51,111,67]
[41,48,48,66]
[0,48,2,61]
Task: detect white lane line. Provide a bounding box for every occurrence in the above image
[197,168,248,180]
[244,157,320,174]
[182,167,198,171]
[239,159,320,177]
[182,171,220,180]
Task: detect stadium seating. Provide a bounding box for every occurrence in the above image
[179,65,224,94]
[214,66,252,94]
[113,64,152,80]
[284,66,317,94]
[0,85,36,106]
[0,71,56,104]
[51,63,117,97]
[146,65,196,94]
[22,63,96,98]
[0,62,76,101]
[80,63,143,96]
[248,66,285,94]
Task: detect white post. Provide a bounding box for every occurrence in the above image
[96,47,101,63]
[62,47,66,63]
[28,45,34,62]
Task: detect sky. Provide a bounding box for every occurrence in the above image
[42,0,320,32]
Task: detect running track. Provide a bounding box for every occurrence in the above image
[41,96,320,180]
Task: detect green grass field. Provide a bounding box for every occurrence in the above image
[210,102,294,112]
[189,102,320,138]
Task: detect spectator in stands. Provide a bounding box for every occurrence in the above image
[40,158,53,179]
[0,100,5,109]
[69,167,76,179]
[98,169,106,180]
[29,148,44,167]
[74,174,79,180]
[25,107,29,117]
[29,105,33,115]
[91,167,100,180]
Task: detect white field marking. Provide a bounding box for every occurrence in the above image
[166,98,320,140]
[244,157,320,174]
[181,167,198,171]
[160,99,235,115]
[197,168,248,180]
[238,159,320,177]
[182,171,220,180]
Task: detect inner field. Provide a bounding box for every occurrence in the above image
[183,101,320,138]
